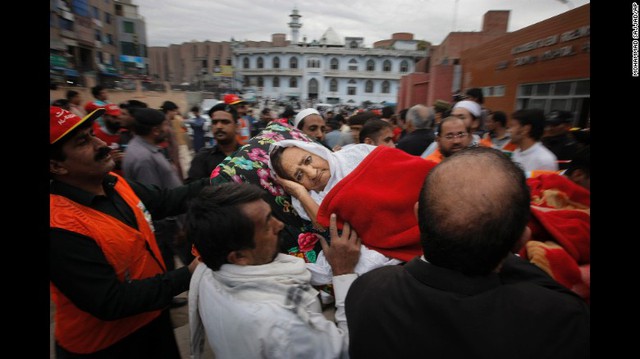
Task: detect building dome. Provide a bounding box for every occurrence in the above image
[319,27,343,46]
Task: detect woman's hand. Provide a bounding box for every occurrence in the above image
[275,176,308,198]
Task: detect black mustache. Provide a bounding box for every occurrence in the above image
[95,146,112,161]
[214,130,227,135]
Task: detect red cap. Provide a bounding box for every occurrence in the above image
[50,106,105,144]
[223,94,246,105]
[104,103,122,116]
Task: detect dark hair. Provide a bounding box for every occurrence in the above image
[208,103,238,122]
[399,108,409,121]
[381,105,395,119]
[465,88,484,104]
[91,85,105,99]
[418,147,530,275]
[120,99,148,110]
[490,110,507,127]
[269,146,295,181]
[261,108,271,115]
[186,183,266,270]
[160,100,179,113]
[359,118,393,143]
[281,106,296,119]
[66,90,80,100]
[511,109,545,141]
[51,98,70,110]
[132,108,166,136]
[348,111,378,127]
[565,145,590,177]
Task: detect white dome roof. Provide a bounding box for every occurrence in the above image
[319,27,343,46]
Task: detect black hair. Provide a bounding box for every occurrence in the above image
[465,88,484,104]
[186,183,266,270]
[65,90,80,100]
[359,118,393,143]
[565,145,590,177]
[490,111,507,127]
[91,85,105,99]
[208,103,239,122]
[269,146,295,182]
[511,109,546,141]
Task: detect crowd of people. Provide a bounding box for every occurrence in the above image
[50,85,590,358]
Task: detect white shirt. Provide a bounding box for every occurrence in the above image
[512,142,558,172]
[189,254,356,359]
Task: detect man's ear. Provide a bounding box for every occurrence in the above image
[364,137,374,145]
[227,249,251,266]
[512,226,531,253]
[50,159,68,176]
[413,201,419,221]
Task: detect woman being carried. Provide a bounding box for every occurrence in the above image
[269,139,437,284]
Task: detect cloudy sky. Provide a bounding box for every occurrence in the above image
[134,0,590,47]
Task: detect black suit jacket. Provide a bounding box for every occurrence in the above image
[346,254,589,359]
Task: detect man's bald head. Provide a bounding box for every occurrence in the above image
[418,147,530,275]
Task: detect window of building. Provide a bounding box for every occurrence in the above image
[257,76,264,87]
[330,58,339,70]
[366,60,375,72]
[307,58,320,68]
[92,6,99,19]
[273,57,280,69]
[348,79,357,95]
[330,79,338,92]
[123,21,135,33]
[383,60,391,72]
[516,79,590,128]
[348,58,358,71]
[120,41,137,56]
[350,40,358,48]
[244,77,250,87]
[400,60,408,73]
[290,57,298,69]
[381,80,390,93]
[243,57,250,69]
[290,77,298,88]
[214,59,220,66]
[257,57,264,69]
[95,29,101,42]
[365,80,374,93]
[105,12,111,24]
[273,76,280,87]
[106,33,113,45]
[60,17,74,31]
[72,0,90,17]
[226,59,232,65]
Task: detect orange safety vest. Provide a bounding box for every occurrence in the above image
[50,173,166,354]
[236,117,251,145]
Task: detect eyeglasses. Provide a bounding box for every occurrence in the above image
[441,132,468,141]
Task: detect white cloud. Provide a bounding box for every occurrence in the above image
[134,0,590,47]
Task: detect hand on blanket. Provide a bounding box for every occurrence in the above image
[319,214,361,276]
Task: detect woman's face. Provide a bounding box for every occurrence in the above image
[280,146,331,192]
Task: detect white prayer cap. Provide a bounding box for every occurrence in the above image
[452,100,482,118]
[294,108,321,128]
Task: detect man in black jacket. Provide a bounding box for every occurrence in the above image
[346,146,589,358]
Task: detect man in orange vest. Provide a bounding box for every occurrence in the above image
[49,106,208,357]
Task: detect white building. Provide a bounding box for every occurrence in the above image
[234,9,428,106]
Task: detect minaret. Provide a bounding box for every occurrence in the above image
[288,8,302,45]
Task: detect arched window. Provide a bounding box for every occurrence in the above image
[273,76,280,88]
[348,58,358,71]
[349,40,358,48]
[330,58,339,70]
[383,60,391,72]
[308,78,318,93]
[257,57,264,69]
[289,77,297,88]
[400,60,409,73]
[382,80,390,93]
[244,76,250,86]
[290,57,298,69]
[243,57,249,69]
[365,80,374,93]
[348,79,357,95]
[366,59,375,72]
[330,79,338,92]
[273,57,280,69]
[257,76,263,87]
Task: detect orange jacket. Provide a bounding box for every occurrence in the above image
[50,173,166,354]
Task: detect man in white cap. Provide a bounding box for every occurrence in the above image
[294,108,328,145]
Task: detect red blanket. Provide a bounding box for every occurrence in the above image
[317,146,437,261]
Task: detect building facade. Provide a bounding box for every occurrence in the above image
[50,0,148,88]
[460,4,590,128]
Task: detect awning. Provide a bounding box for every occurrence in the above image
[98,64,120,77]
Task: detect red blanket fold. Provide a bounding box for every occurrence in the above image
[317,146,437,262]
